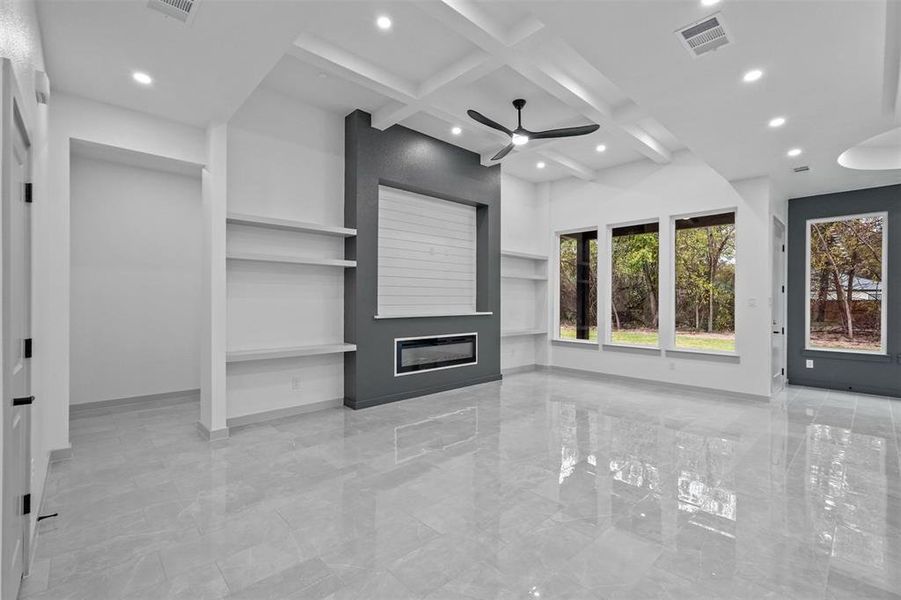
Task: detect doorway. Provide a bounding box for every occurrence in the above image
[771,217,786,393]
[2,63,33,600]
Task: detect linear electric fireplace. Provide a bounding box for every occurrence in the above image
[395,333,478,376]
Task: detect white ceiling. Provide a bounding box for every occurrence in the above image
[38,0,901,195]
[528,0,901,197]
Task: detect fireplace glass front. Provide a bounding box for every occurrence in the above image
[395,334,478,375]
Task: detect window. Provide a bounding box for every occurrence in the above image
[674,212,736,352]
[558,230,598,341]
[610,222,659,347]
[807,213,886,353]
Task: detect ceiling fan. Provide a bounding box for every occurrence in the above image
[467,98,600,161]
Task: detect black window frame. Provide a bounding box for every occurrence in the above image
[559,230,598,341]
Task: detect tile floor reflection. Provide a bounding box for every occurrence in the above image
[21,371,901,599]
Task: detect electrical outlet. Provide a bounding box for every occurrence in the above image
[291,376,302,391]
[805,359,814,369]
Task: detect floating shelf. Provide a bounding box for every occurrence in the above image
[501,329,547,338]
[227,212,356,237]
[374,311,493,320]
[226,252,356,268]
[501,273,547,281]
[501,250,548,261]
[226,343,357,363]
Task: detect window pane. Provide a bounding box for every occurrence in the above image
[808,215,884,352]
[559,231,598,340]
[611,223,659,346]
[674,213,736,352]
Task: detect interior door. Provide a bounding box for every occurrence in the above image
[1,66,32,600]
[771,217,786,392]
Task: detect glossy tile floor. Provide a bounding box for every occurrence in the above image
[21,371,901,599]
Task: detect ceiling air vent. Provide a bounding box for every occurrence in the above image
[676,14,731,58]
[148,0,199,24]
[793,165,810,173]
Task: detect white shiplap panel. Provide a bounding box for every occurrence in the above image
[378,187,477,317]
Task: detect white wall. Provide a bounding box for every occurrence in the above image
[41,93,205,445]
[1,0,49,569]
[500,173,550,371]
[545,151,773,397]
[225,87,345,419]
[69,154,202,404]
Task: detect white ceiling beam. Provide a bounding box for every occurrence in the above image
[537,148,596,181]
[372,51,500,130]
[423,0,671,165]
[288,34,417,104]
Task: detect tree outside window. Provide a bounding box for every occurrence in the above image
[610,223,659,347]
[808,214,885,353]
[674,213,736,352]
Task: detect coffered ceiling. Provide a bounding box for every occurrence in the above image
[37,0,901,194]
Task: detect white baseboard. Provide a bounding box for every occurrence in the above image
[70,389,199,416]
[501,364,542,375]
[195,421,229,441]
[538,365,770,402]
[48,447,72,462]
[227,398,343,429]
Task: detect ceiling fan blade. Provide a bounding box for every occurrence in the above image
[528,124,600,140]
[468,110,512,136]
[491,143,515,161]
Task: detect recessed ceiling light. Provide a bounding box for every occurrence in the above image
[701,0,721,6]
[742,69,763,83]
[536,161,546,169]
[451,126,462,136]
[595,144,607,152]
[787,148,802,157]
[376,15,392,30]
[768,117,786,128]
[511,133,530,146]
[132,71,153,85]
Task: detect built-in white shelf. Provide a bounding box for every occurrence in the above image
[226,252,356,268]
[501,329,547,338]
[374,311,493,320]
[501,274,547,281]
[226,343,357,363]
[501,250,548,261]
[226,212,357,237]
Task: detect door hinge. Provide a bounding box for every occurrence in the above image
[781,327,785,335]
[781,368,785,375]
[24,182,33,204]
[12,395,34,406]
[781,285,785,293]
[24,338,32,359]
[781,244,785,252]
[22,494,31,516]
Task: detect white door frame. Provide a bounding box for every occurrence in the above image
[1,58,34,599]
[771,216,786,393]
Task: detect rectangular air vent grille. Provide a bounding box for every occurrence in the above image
[793,166,810,173]
[148,0,198,23]
[677,14,731,57]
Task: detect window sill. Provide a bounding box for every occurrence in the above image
[602,343,661,356]
[666,348,740,363]
[551,338,599,348]
[801,348,893,363]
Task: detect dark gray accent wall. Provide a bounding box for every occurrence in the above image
[344,110,502,409]
[787,184,901,397]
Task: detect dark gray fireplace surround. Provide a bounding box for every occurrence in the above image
[343,110,502,409]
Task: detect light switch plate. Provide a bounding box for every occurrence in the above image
[805,359,814,369]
